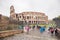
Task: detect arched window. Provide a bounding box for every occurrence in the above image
[27,16,29,19]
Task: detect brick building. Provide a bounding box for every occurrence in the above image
[10,5,48,24]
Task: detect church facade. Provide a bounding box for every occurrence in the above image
[10,5,48,24]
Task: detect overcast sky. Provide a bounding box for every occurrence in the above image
[0,0,60,20]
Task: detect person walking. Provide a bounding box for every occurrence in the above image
[25,25,30,34]
[55,28,58,36]
[39,27,45,33]
[33,26,35,30]
[50,28,54,35]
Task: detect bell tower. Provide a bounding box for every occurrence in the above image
[10,5,15,19]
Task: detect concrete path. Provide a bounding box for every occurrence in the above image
[3,29,58,40]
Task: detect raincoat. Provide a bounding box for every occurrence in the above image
[39,27,45,33]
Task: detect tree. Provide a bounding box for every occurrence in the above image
[53,16,60,28]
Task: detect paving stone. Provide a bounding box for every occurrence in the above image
[3,29,58,40]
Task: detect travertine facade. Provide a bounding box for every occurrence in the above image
[10,5,48,24]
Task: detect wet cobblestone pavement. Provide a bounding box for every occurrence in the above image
[2,29,59,40]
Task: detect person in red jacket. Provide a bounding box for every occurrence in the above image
[50,28,54,35]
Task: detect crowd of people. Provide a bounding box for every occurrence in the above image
[48,27,59,36]
[23,25,59,36]
[23,25,46,34]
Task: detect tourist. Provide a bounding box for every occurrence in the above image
[50,27,54,35]
[24,26,27,33]
[33,26,35,30]
[25,25,30,34]
[55,28,58,36]
[37,26,41,29]
[39,27,45,33]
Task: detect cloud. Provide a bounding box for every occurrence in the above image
[0,0,60,19]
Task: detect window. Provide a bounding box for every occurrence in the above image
[32,21,33,24]
[20,16,21,18]
[27,16,29,19]
[29,21,31,24]
[34,21,35,23]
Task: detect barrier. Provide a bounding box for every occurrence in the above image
[0,30,23,38]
